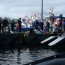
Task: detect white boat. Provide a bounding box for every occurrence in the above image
[48,37,64,46]
[40,36,56,44]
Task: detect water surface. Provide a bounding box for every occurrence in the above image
[0,47,63,65]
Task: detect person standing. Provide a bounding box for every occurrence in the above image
[0,20,1,33]
[33,19,40,30]
[63,19,65,32]
[40,21,44,31]
[11,20,15,31]
[18,18,22,32]
[57,18,61,33]
[46,21,50,33]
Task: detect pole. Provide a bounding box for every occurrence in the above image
[41,0,43,21]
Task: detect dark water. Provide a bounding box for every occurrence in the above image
[0,46,64,65]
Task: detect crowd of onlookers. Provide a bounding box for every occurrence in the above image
[32,17,65,34]
[0,16,65,34]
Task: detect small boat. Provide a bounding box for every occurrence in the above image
[40,36,57,45]
[21,28,33,32]
[48,37,64,46]
[48,33,65,47]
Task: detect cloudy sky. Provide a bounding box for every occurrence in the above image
[0,0,64,18]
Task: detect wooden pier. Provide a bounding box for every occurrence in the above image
[0,32,57,48]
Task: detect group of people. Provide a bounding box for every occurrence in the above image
[32,19,50,33]
[0,18,9,33]
[52,18,65,33]
[0,18,23,33]
[1,16,65,34]
[32,17,65,34]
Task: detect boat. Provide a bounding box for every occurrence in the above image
[48,36,64,46]
[40,36,58,46]
[48,33,65,47]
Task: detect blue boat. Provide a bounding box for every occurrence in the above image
[21,28,33,32]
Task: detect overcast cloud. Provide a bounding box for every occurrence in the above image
[0,0,64,18]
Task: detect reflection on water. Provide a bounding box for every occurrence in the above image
[0,47,61,65]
